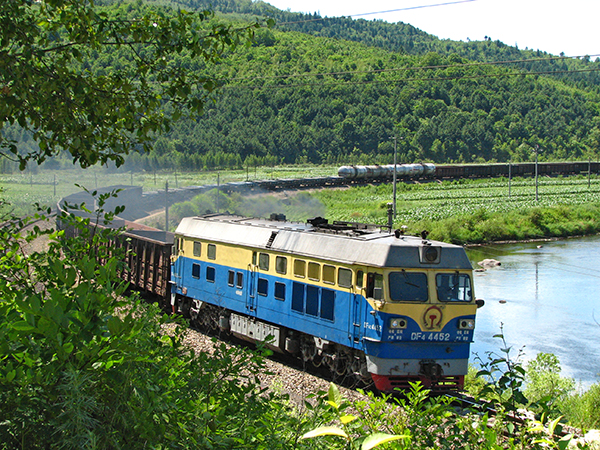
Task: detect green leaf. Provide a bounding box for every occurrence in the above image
[361,433,408,450]
[327,382,342,409]
[12,321,36,332]
[557,434,573,450]
[301,426,348,440]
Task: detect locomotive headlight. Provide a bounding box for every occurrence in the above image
[419,246,441,264]
[458,319,475,330]
[389,317,407,329]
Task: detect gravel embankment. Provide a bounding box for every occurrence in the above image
[174,323,368,406]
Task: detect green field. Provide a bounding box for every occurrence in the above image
[313,176,600,244]
[3,166,600,245]
[0,165,339,217]
[315,176,600,223]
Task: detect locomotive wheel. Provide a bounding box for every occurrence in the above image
[350,354,370,381]
[201,304,219,331]
[326,348,349,377]
[301,337,317,363]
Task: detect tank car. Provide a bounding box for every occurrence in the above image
[170,214,481,392]
[338,163,436,180]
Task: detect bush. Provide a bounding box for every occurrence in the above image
[525,353,575,415]
[561,383,600,429]
[0,192,299,449]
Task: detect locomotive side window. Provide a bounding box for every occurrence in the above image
[321,288,335,321]
[192,263,200,279]
[228,270,235,286]
[206,266,215,283]
[308,262,320,281]
[207,244,216,260]
[436,273,472,302]
[276,256,287,274]
[338,268,353,288]
[193,241,201,257]
[292,282,304,312]
[259,253,270,271]
[236,272,244,289]
[366,272,383,300]
[257,278,268,296]
[356,270,364,289]
[306,285,319,316]
[323,265,335,284]
[274,282,286,301]
[389,271,428,302]
[294,259,306,278]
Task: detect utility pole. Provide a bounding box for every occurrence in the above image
[534,145,539,202]
[216,173,220,214]
[392,134,397,218]
[508,159,512,198]
[165,180,169,231]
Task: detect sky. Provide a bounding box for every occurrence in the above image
[264,0,600,58]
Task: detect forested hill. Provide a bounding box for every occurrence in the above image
[7,0,600,172]
[167,0,600,90]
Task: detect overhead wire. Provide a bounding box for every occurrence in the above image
[220,1,600,90]
[223,53,600,86]
[222,64,600,91]
[277,0,478,24]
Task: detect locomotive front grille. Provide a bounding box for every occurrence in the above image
[385,375,464,392]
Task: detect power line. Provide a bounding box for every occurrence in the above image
[277,0,478,25]
[225,53,600,84]
[223,65,600,91]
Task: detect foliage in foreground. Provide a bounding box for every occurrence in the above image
[467,331,600,435]
[0,196,304,449]
[2,195,599,449]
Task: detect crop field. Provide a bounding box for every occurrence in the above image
[314,176,600,226]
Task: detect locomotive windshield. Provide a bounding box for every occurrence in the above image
[388,271,428,302]
[436,273,472,302]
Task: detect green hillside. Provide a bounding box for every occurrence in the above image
[5,0,600,172]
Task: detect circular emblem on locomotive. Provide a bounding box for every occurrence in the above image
[423,306,443,330]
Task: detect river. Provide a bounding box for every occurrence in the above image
[466,235,600,388]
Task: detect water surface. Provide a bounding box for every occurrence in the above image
[466,236,600,387]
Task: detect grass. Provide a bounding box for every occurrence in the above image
[3,165,600,245]
[312,175,600,244]
[0,164,340,217]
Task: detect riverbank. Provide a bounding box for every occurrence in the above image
[413,202,600,245]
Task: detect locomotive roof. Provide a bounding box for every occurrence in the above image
[175,214,472,270]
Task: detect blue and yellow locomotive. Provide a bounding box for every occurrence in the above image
[170,214,481,392]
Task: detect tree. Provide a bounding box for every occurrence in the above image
[0,0,271,169]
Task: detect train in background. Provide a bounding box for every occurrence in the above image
[336,161,599,181]
[338,163,436,179]
[209,161,598,194]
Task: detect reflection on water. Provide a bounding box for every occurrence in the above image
[466,235,600,387]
